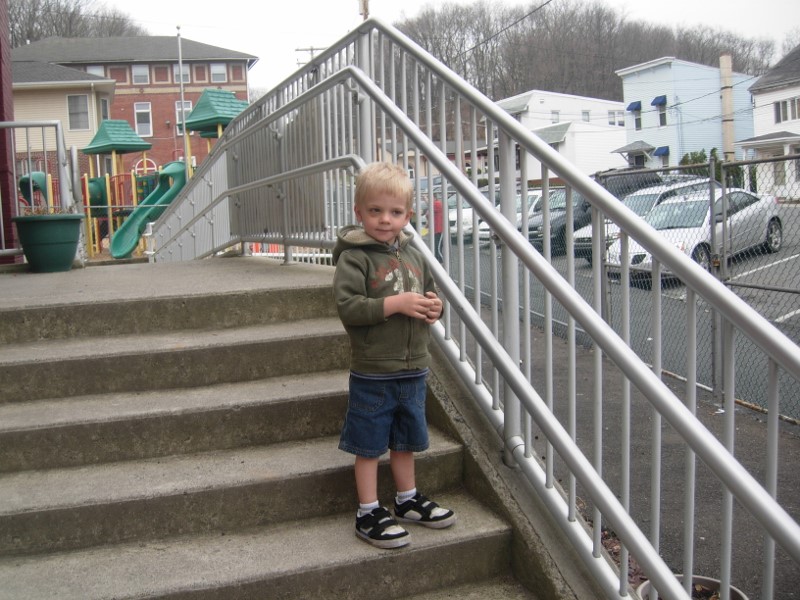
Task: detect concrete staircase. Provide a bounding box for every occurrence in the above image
[0,258,543,599]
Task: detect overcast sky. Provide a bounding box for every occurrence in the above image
[102,0,800,90]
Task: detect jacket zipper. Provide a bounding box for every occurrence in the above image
[394,246,414,368]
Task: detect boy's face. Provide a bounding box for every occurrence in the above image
[354,190,411,244]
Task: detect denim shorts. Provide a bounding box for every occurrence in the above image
[338,372,430,458]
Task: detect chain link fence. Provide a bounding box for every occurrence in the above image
[457,158,800,421]
[593,159,800,421]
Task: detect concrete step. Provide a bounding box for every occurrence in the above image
[0,259,540,598]
[0,258,337,344]
[0,370,350,472]
[0,491,511,600]
[0,429,463,556]
[0,286,337,344]
[0,318,349,403]
[406,575,539,599]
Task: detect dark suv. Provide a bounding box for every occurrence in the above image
[519,188,592,254]
[592,167,664,199]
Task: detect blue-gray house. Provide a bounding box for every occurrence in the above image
[613,56,753,168]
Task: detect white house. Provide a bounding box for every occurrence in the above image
[737,44,800,198]
[495,89,628,182]
[615,57,754,168]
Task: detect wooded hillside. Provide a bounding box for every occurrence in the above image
[396,0,779,101]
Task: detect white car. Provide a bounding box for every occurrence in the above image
[606,188,783,278]
[477,191,542,243]
[447,193,476,240]
[573,178,718,265]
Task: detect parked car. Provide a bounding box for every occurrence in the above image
[477,190,542,243]
[573,178,719,265]
[606,188,783,278]
[447,192,476,240]
[592,167,664,199]
[519,188,592,254]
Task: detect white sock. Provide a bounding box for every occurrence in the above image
[357,500,380,518]
[396,488,417,505]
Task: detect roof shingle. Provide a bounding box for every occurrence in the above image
[12,36,257,66]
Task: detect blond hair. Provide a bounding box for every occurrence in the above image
[355,162,413,211]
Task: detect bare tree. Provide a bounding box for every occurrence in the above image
[394,0,778,102]
[9,0,147,47]
[781,27,800,57]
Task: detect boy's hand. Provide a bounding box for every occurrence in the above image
[384,292,437,321]
[424,291,442,324]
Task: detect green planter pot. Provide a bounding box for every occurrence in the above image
[12,213,84,273]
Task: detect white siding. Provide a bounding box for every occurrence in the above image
[619,58,754,166]
[521,122,627,181]
[499,89,627,182]
[12,89,99,153]
[752,85,800,138]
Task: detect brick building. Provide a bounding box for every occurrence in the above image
[11,36,257,176]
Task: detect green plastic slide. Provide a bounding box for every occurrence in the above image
[110,161,187,259]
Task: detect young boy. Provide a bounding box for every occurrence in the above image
[332,162,456,549]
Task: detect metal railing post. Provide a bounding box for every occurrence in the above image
[356,30,375,163]
[499,130,521,466]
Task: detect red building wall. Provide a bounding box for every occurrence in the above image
[103,61,249,173]
[0,0,17,261]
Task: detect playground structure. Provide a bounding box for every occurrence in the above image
[4,90,246,264]
[108,161,187,259]
[80,170,154,257]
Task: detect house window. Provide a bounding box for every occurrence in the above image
[132,64,150,85]
[67,95,89,130]
[658,104,667,127]
[634,110,642,131]
[100,98,109,121]
[86,65,104,77]
[773,98,800,123]
[608,110,624,126]
[210,63,227,83]
[582,110,590,122]
[134,102,152,137]
[631,154,645,168]
[173,63,190,84]
[175,100,192,135]
[551,110,560,123]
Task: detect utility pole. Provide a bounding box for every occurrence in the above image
[295,46,326,67]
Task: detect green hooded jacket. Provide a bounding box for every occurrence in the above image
[332,225,436,374]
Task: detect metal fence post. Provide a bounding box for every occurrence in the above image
[499,130,521,466]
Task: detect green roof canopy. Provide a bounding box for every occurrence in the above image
[82,120,152,155]
[184,88,248,136]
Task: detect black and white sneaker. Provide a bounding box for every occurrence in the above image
[355,506,410,549]
[394,493,456,529]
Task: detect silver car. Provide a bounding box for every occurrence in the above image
[606,188,783,277]
[573,178,718,265]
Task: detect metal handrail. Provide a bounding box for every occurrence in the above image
[148,16,800,600]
